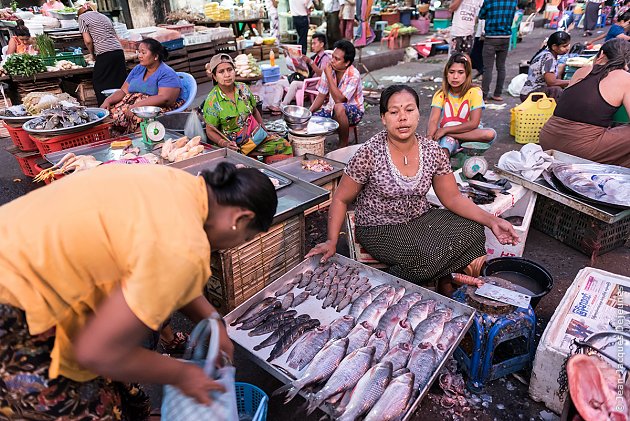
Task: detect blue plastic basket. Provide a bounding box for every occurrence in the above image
[161,38,185,51]
[235,382,268,421]
[261,65,281,83]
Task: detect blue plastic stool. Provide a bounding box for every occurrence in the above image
[597,11,608,28]
[235,382,268,421]
[374,20,388,32]
[452,286,537,392]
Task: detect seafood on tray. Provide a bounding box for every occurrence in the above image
[0,105,29,117]
[301,159,334,173]
[28,106,99,131]
[229,261,470,420]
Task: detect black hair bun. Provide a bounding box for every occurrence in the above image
[16,19,25,27]
[205,162,237,188]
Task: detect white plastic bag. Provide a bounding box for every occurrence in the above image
[508,74,528,97]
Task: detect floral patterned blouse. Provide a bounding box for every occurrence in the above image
[202,82,256,138]
[345,130,452,227]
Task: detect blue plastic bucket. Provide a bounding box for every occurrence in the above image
[235,382,268,421]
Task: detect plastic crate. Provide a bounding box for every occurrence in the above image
[261,65,280,83]
[433,18,452,29]
[6,145,42,177]
[32,159,62,184]
[161,38,184,51]
[235,382,268,421]
[512,92,556,144]
[4,121,38,151]
[40,52,87,67]
[30,123,112,155]
[531,195,630,257]
[434,8,453,19]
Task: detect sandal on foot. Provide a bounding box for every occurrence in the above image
[159,331,188,354]
[489,96,504,102]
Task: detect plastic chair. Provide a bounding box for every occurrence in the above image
[295,77,320,107]
[380,26,401,49]
[165,72,198,115]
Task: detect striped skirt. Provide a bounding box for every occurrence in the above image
[355,209,486,285]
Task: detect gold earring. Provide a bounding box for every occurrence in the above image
[231,225,237,230]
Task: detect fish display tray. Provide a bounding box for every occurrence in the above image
[224,254,476,420]
[22,108,110,135]
[494,150,630,223]
[552,163,630,209]
[258,168,292,190]
[269,153,345,186]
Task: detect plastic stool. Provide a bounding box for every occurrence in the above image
[349,124,359,144]
[452,286,537,391]
[374,21,388,32]
[597,12,608,28]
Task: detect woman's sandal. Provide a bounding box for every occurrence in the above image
[159,331,189,354]
[488,96,504,102]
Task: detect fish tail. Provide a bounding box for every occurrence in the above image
[305,395,323,416]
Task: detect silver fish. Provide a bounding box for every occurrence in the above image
[275,281,296,297]
[268,318,320,362]
[310,280,324,296]
[435,315,469,358]
[407,299,437,330]
[346,321,373,354]
[297,271,313,288]
[281,293,294,310]
[364,372,415,421]
[392,367,410,377]
[377,302,413,338]
[330,315,355,340]
[231,296,277,326]
[273,338,348,403]
[392,286,407,304]
[237,306,283,330]
[316,284,330,300]
[352,282,372,301]
[357,295,392,327]
[412,308,453,348]
[349,291,373,320]
[322,284,338,308]
[334,389,353,415]
[337,362,393,421]
[305,345,376,415]
[381,342,412,372]
[291,291,310,308]
[287,325,331,370]
[332,287,347,308]
[369,284,393,297]
[397,292,424,308]
[389,318,414,348]
[366,329,389,361]
[407,342,438,390]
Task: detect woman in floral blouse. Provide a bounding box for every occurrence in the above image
[307,85,518,296]
[203,54,292,157]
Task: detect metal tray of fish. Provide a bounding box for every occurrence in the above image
[258,168,292,190]
[552,163,630,209]
[22,108,109,135]
[225,254,475,420]
[269,153,345,186]
[0,113,39,124]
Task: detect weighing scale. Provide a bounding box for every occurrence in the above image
[131,106,166,145]
[457,142,491,178]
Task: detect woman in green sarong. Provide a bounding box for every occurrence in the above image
[203,53,292,157]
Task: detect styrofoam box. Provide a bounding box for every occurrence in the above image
[528,267,630,413]
[485,190,537,259]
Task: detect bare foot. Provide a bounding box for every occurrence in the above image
[489,96,504,102]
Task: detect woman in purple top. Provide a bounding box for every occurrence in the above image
[103,38,183,134]
[307,85,518,296]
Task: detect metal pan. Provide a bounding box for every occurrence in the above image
[22,108,110,135]
[258,168,292,190]
[269,153,345,185]
[553,163,630,209]
[467,179,505,193]
[224,253,476,420]
[0,113,39,124]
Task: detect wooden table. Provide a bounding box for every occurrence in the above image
[197,18,262,38]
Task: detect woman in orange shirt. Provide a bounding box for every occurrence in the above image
[6,20,37,55]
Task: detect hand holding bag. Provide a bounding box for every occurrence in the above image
[161,316,238,421]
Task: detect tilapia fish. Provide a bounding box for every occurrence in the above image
[267,318,320,362]
[377,302,413,338]
[391,286,407,304]
[253,314,310,351]
[287,325,331,370]
[366,329,389,362]
[364,372,415,421]
[346,321,374,354]
[381,342,412,372]
[273,338,349,403]
[248,310,297,336]
[336,362,393,421]
[231,296,277,326]
[305,345,376,415]
[397,292,424,308]
[407,299,437,330]
[435,315,469,358]
[407,342,438,391]
[357,294,393,327]
[291,291,310,308]
[390,318,414,348]
[329,315,355,340]
[412,308,452,347]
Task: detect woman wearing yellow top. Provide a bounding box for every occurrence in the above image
[0,163,277,419]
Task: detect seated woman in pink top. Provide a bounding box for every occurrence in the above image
[40,0,64,16]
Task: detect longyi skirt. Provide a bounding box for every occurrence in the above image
[355,209,486,284]
[0,304,151,421]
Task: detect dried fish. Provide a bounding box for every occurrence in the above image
[329,315,355,340]
[346,321,374,355]
[273,338,348,403]
[297,271,313,288]
[336,362,393,421]
[231,296,277,326]
[366,329,389,362]
[332,287,347,308]
[412,308,453,347]
[381,342,412,372]
[287,325,331,370]
[322,284,338,308]
[390,318,414,348]
[237,305,282,330]
[291,291,310,308]
[292,273,303,285]
[275,281,296,297]
[407,299,437,330]
[305,346,376,415]
[267,319,320,362]
[407,342,438,391]
[248,310,297,336]
[281,293,294,310]
[364,372,415,421]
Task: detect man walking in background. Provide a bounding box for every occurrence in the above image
[479,0,517,101]
[449,0,484,55]
[324,0,342,47]
[290,0,313,54]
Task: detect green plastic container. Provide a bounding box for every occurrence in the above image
[40,52,87,68]
[433,18,452,29]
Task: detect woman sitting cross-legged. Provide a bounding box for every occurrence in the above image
[307,85,519,296]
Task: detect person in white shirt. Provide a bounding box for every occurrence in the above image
[449,0,484,55]
[265,0,280,43]
[323,0,342,46]
[290,0,313,54]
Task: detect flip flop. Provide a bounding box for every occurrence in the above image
[489,96,504,102]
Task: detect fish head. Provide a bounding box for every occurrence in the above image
[378,361,394,374]
[361,321,373,331]
[398,342,412,352]
[375,329,387,339]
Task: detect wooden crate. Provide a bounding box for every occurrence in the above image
[261,46,279,61]
[63,80,98,107]
[304,180,336,215]
[205,214,305,314]
[244,46,262,61]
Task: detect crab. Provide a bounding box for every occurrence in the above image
[33,152,102,183]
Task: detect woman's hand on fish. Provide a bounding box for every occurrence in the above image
[489,217,520,245]
[174,363,226,404]
[306,239,336,263]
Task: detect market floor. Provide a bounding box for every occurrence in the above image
[0,26,628,421]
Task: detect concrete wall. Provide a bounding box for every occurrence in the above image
[128,0,156,27]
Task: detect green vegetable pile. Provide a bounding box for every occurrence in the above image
[3,54,46,77]
[385,23,418,35]
[58,7,77,13]
[36,34,56,58]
